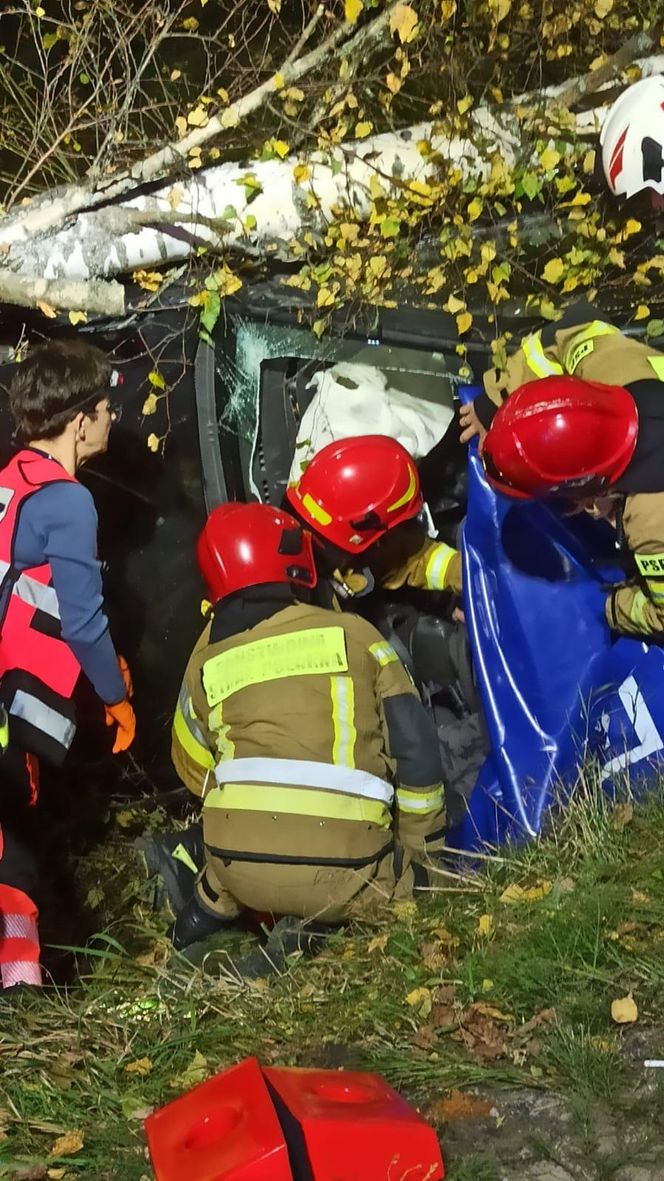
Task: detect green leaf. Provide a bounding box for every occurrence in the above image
[148,370,166,390]
[380,217,401,238]
[521,171,540,200]
[200,290,221,335]
[646,318,664,340]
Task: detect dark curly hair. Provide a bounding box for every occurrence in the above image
[9,338,112,442]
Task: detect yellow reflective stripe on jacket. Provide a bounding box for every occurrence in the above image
[173,701,215,771]
[424,542,457,589]
[204,782,390,826]
[396,785,444,814]
[563,321,620,375]
[202,626,348,707]
[209,700,236,761]
[634,551,664,577]
[646,580,664,603]
[648,355,664,381]
[330,675,356,767]
[369,641,399,667]
[521,331,564,378]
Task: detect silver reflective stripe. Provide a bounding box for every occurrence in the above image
[10,689,74,748]
[214,756,394,804]
[0,557,61,619]
[178,683,208,747]
[13,573,60,618]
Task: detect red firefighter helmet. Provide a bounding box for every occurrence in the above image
[286,435,423,553]
[482,376,639,500]
[196,501,317,602]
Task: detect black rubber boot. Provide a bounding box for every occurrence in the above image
[134,823,204,915]
[233,916,334,980]
[169,893,230,952]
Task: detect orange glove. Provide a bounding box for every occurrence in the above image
[104,699,136,754]
[117,655,134,698]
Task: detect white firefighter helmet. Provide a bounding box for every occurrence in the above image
[600,75,664,199]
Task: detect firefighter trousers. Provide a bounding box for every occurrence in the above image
[196,846,428,923]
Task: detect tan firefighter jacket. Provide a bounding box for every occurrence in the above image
[172,601,446,874]
[474,317,664,638]
[333,520,462,602]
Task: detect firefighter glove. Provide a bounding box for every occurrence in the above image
[105,699,136,754]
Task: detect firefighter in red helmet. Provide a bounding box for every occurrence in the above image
[482,373,664,637]
[458,302,664,638]
[142,501,446,959]
[286,435,462,605]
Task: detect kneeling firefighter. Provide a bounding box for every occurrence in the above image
[286,434,463,606]
[165,501,447,952]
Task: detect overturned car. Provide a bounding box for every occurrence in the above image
[2,287,663,850]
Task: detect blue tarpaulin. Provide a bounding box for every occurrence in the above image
[452,387,664,850]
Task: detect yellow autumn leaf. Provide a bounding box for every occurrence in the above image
[272,139,289,158]
[148,369,166,390]
[147,434,161,453]
[367,934,388,953]
[170,68,182,81]
[345,0,363,22]
[142,393,158,416]
[634,305,650,321]
[542,257,564,284]
[568,190,591,206]
[456,310,473,334]
[267,0,281,12]
[624,218,642,237]
[390,3,418,43]
[540,147,560,171]
[48,1170,66,1181]
[488,0,511,20]
[467,197,483,222]
[182,15,199,31]
[611,993,638,1024]
[220,107,240,129]
[445,294,465,315]
[354,121,373,139]
[50,1130,84,1157]
[499,879,552,904]
[317,287,336,308]
[457,95,473,115]
[125,1056,153,1075]
[386,72,402,94]
[405,986,432,1016]
[175,116,187,139]
[594,0,612,15]
[441,0,457,15]
[293,163,310,183]
[583,150,596,174]
[478,913,493,936]
[187,105,208,127]
[36,299,57,318]
[68,310,87,326]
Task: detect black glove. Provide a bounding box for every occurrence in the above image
[169,893,228,951]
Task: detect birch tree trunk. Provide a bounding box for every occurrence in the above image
[2,52,662,311]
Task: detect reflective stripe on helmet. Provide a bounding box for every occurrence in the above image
[301,492,332,526]
[521,332,564,378]
[330,675,356,768]
[386,463,417,513]
[395,785,445,815]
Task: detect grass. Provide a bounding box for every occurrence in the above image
[3,770,664,1179]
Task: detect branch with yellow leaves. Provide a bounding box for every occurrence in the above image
[0,0,402,253]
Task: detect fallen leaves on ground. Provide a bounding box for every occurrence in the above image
[499,879,552,904]
[50,1129,84,1157]
[425,1089,493,1123]
[611,993,638,1024]
[124,1057,153,1076]
[169,1050,209,1091]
